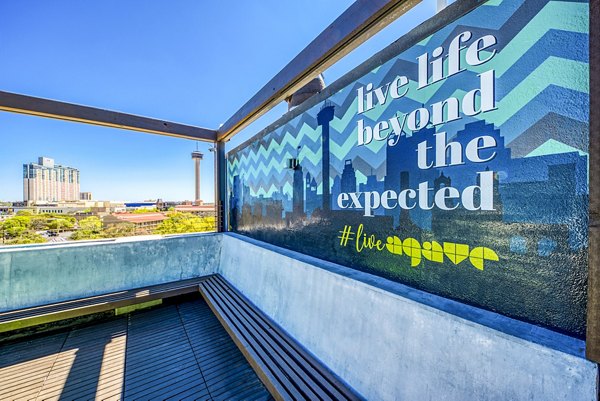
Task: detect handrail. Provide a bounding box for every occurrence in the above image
[0,90,217,142]
[217,0,420,142]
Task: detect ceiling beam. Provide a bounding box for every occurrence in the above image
[216,0,420,142]
[0,90,217,142]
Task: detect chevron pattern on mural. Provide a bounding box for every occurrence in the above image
[228,0,589,199]
[226,0,590,338]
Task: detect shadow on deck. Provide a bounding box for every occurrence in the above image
[0,298,273,401]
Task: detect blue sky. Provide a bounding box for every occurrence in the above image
[0,0,438,202]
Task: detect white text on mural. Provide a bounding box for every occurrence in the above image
[342,31,499,216]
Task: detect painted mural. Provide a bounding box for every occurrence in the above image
[227,0,590,338]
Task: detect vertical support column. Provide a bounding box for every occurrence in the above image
[214,141,228,232]
[586,0,600,363]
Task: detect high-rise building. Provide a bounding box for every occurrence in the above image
[23,157,80,202]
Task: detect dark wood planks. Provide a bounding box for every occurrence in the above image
[178,299,271,400]
[0,298,272,400]
[37,319,128,400]
[0,331,69,400]
[123,304,208,400]
[199,274,364,401]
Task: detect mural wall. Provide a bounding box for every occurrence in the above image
[227,0,590,338]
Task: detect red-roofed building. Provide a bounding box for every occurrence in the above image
[173,204,215,216]
[103,212,166,232]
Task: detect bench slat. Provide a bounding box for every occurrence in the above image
[200,282,299,400]
[202,279,325,400]
[210,275,354,401]
[199,275,363,401]
[1,277,207,320]
[0,276,211,333]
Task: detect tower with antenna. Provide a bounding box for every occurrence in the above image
[317,101,335,212]
[191,143,204,205]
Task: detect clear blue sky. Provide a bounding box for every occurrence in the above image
[0,0,438,202]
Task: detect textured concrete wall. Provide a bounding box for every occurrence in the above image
[218,233,599,401]
[2,232,597,400]
[0,233,221,311]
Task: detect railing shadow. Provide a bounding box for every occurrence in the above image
[55,319,127,400]
[0,318,127,400]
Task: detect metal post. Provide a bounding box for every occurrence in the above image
[586,0,600,363]
[214,141,228,232]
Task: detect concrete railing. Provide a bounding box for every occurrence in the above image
[1,232,597,400]
[0,233,221,312]
[218,233,599,401]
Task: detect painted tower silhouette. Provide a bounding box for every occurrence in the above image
[292,165,304,215]
[317,102,335,212]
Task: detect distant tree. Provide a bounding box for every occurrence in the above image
[102,223,137,238]
[70,216,103,240]
[1,216,31,238]
[0,214,52,244]
[47,218,75,233]
[154,212,215,235]
[132,207,158,214]
[16,210,34,216]
[78,216,102,231]
[5,231,46,245]
[29,216,50,230]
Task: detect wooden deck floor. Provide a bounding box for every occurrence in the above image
[0,299,273,401]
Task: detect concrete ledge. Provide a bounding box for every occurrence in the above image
[218,233,599,401]
[0,233,221,311]
[2,231,597,400]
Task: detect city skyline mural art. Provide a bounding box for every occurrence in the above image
[227,0,589,338]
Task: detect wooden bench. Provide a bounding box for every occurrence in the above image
[0,275,211,334]
[199,274,364,401]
